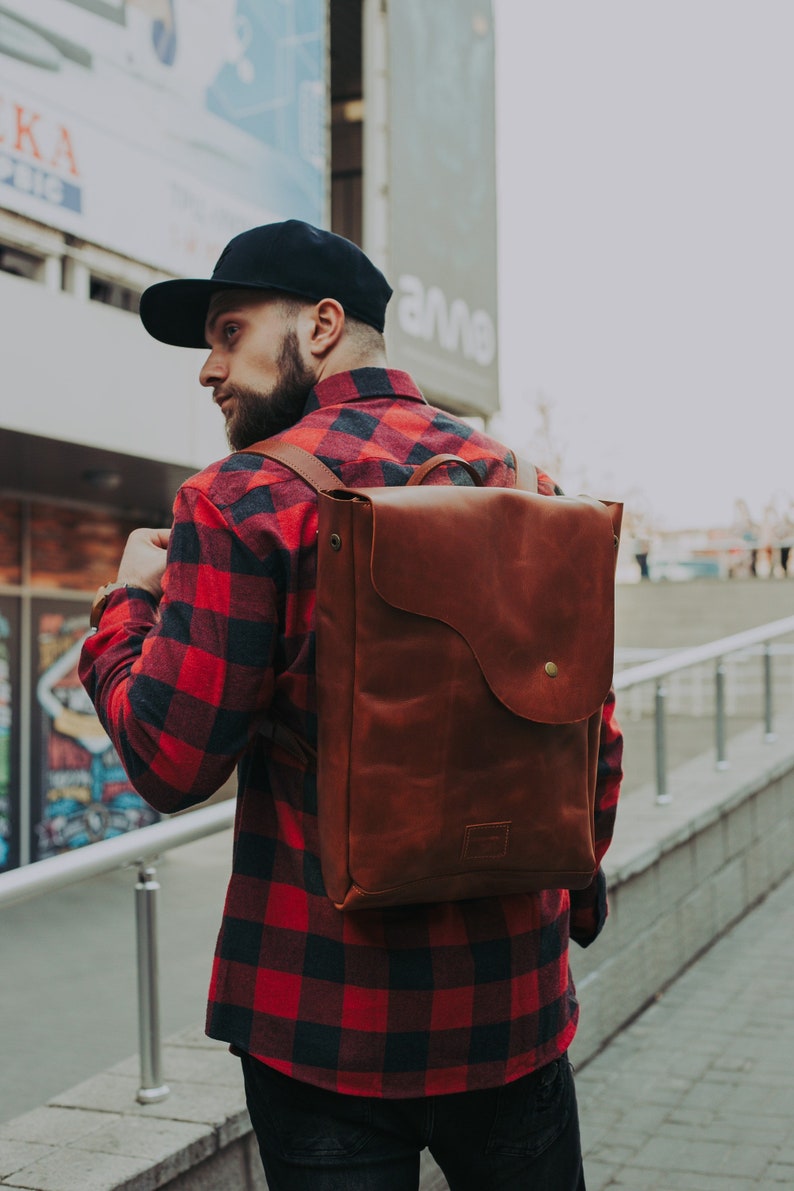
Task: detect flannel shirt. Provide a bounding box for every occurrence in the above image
[80,367,622,1099]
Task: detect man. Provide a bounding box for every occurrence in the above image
[80,220,622,1190]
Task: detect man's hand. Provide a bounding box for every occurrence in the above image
[116,528,172,602]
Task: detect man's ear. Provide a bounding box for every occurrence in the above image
[304,298,345,358]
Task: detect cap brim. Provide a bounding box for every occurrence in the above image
[139,278,277,348]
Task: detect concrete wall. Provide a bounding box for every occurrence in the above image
[1,271,225,471]
[570,714,794,1068]
[2,719,793,1190]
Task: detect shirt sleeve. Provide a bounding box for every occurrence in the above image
[79,483,279,813]
[569,688,623,947]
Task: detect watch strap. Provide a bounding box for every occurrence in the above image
[90,581,127,630]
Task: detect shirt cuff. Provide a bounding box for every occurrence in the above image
[569,867,608,948]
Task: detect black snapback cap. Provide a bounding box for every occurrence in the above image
[139,220,393,347]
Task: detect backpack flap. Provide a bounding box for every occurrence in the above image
[358,484,621,725]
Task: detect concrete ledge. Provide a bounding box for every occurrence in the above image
[0,1036,447,1191]
[0,1030,264,1191]
[3,719,794,1190]
[570,710,794,1069]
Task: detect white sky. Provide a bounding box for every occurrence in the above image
[491,1,794,531]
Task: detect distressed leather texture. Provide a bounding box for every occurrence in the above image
[252,442,622,911]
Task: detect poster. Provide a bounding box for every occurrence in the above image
[32,603,158,860]
[0,0,326,275]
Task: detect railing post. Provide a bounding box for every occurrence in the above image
[135,860,170,1104]
[654,680,671,804]
[715,659,729,770]
[763,643,777,742]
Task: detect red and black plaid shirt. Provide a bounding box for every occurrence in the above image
[80,368,622,1099]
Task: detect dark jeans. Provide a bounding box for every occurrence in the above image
[241,1052,586,1190]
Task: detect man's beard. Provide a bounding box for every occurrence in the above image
[223,330,317,451]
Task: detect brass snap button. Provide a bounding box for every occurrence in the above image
[544,662,558,678]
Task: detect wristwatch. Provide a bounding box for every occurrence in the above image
[89,581,127,630]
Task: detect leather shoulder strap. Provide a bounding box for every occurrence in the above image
[408,454,483,487]
[243,440,343,493]
[510,450,539,495]
[245,439,538,497]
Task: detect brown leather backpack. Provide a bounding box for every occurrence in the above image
[248,441,622,911]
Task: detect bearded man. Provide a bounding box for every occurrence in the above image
[80,220,622,1191]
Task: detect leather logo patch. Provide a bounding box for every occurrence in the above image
[462,822,511,861]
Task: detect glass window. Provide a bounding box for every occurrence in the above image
[0,245,45,282]
[0,500,21,585]
[89,276,140,313]
[30,503,141,591]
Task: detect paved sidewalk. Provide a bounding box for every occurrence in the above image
[578,871,794,1190]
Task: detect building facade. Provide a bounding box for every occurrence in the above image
[0,0,498,870]
[0,0,327,869]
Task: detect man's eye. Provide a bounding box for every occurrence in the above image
[223,323,239,340]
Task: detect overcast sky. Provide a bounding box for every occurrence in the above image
[491,1,793,532]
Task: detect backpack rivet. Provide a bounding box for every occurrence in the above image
[330,533,342,551]
[544,662,558,678]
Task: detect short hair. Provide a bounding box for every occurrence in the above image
[276,295,384,354]
[344,314,386,353]
[269,292,306,319]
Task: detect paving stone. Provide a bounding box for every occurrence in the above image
[66,1114,213,1167]
[0,1142,52,1182]
[577,1158,617,1191]
[581,872,794,1190]
[418,1152,449,1191]
[0,1146,151,1191]
[157,1138,265,1191]
[771,1139,794,1163]
[701,1116,791,1147]
[0,1108,112,1147]
[48,1072,248,1134]
[604,1166,679,1188]
[165,1028,226,1052]
[611,1177,756,1191]
[631,1135,769,1179]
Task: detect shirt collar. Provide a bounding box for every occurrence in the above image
[304,368,426,414]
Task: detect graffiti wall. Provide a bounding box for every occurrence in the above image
[32,604,158,861]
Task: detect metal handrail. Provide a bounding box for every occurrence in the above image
[3,612,794,1103]
[612,615,794,691]
[613,614,794,803]
[0,798,236,1102]
[0,797,236,910]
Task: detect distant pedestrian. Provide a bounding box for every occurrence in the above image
[759,503,778,578]
[776,500,794,577]
[634,531,651,581]
[624,509,652,581]
[730,499,759,578]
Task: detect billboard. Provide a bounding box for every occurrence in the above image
[386,0,499,417]
[0,0,326,275]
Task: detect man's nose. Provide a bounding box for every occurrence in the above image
[199,348,227,388]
